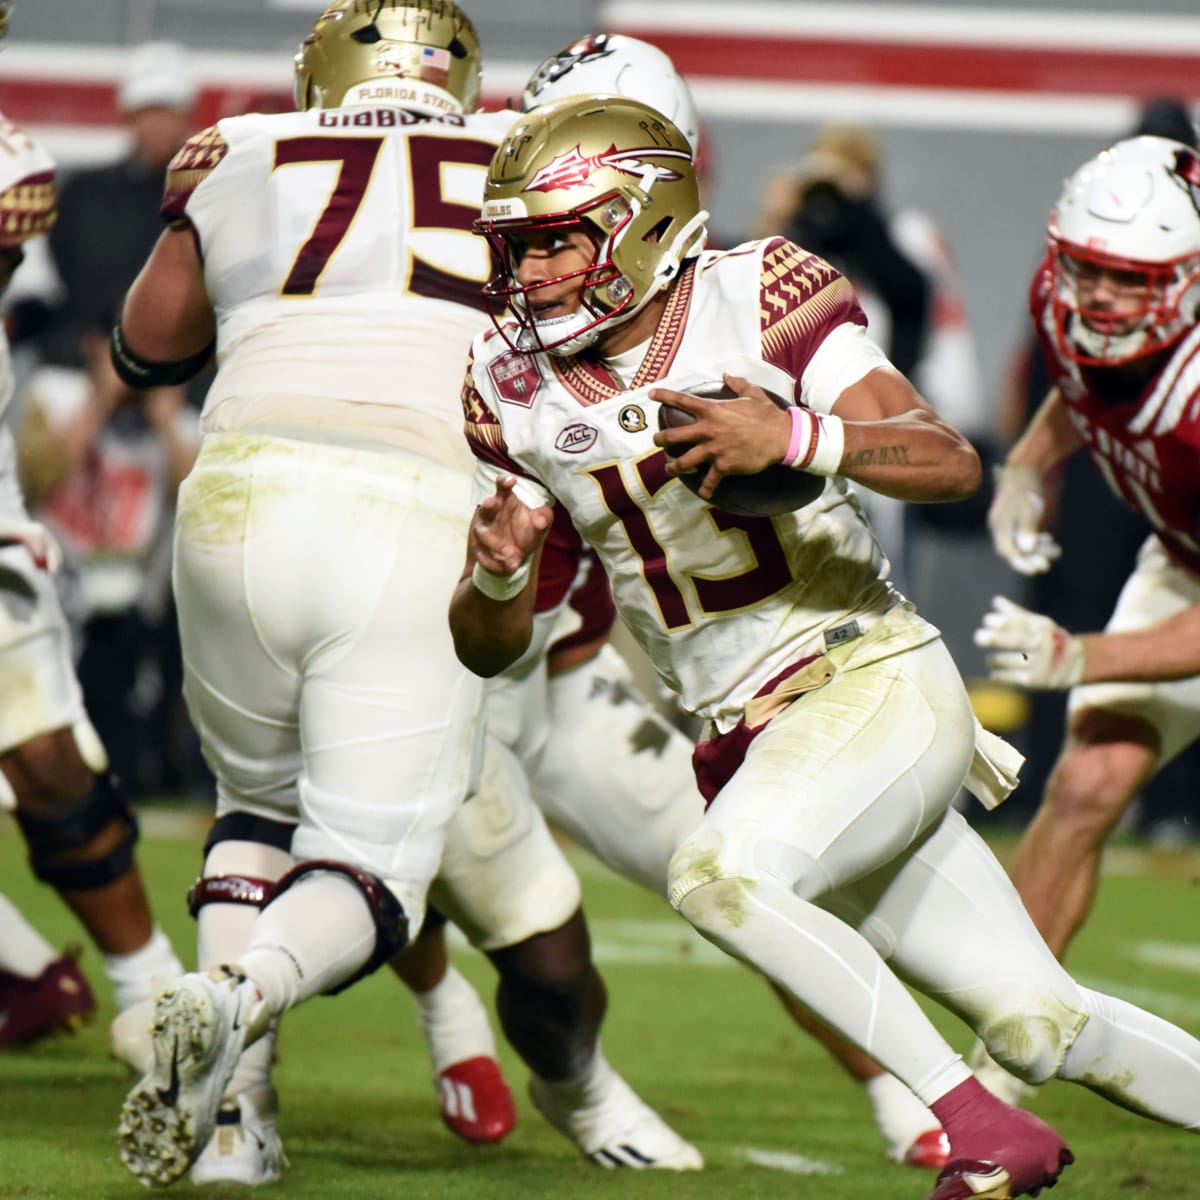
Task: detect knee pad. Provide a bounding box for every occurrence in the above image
[671,874,757,944]
[188,874,278,917]
[187,812,299,917]
[272,859,409,993]
[978,996,1089,1085]
[14,772,138,890]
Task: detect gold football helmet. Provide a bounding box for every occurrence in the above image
[477,94,707,355]
[294,0,482,115]
[0,3,12,43]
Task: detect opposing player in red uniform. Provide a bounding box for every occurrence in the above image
[977,134,1200,1098]
[450,96,1200,1200]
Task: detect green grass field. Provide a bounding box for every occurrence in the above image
[1,811,1198,1199]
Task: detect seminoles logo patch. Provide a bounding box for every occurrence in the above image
[524,34,614,100]
[524,144,689,194]
[555,422,598,454]
[488,352,542,406]
[618,405,647,432]
[1172,146,1200,217]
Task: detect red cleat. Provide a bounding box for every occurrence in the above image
[0,949,96,1049]
[437,1055,516,1145]
[904,1128,951,1170]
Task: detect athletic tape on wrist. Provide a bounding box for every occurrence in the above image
[785,407,845,476]
[471,558,532,602]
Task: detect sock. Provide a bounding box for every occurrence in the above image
[413,965,497,1074]
[865,1072,943,1159]
[533,1049,612,1106]
[238,872,376,1015]
[0,894,58,977]
[103,925,185,1013]
[197,840,294,970]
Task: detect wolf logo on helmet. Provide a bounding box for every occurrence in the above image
[293,0,482,115]
[1172,145,1200,215]
[520,32,700,155]
[476,94,707,357]
[524,33,615,100]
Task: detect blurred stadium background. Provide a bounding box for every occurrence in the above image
[1,0,1198,396]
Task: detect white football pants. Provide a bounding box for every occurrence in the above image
[174,432,482,923]
[667,637,1200,1123]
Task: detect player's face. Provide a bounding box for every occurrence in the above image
[509,226,596,319]
[1068,259,1157,338]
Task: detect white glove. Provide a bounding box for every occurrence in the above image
[987,464,1061,575]
[0,516,62,574]
[974,596,1086,690]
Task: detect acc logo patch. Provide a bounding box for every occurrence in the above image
[618,405,646,432]
[556,422,598,454]
[488,352,542,406]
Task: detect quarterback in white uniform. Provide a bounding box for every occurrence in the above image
[0,0,183,1059]
[110,1,697,1187]
[451,95,1200,1200]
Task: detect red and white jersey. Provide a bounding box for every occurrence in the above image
[1031,257,1200,578]
[464,238,939,729]
[0,113,55,428]
[162,104,516,468]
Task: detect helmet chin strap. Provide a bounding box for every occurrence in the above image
[524,207,710,358]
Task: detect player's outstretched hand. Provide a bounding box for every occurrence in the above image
[0,516,62,573]
[469,474,553,577]
[651,373,791,500]
[988,463,1061,575]
[974,595,1085,690]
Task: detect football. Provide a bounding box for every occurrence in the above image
[657,381,827,517]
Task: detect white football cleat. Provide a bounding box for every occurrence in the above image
[529,1058,703,1171]
[189,1089,288,1186]
[117,967,264,1187]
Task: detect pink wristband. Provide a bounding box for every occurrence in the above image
[784,405,812,469]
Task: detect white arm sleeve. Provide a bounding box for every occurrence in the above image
[471,460,556,510]
[799,323,894,415]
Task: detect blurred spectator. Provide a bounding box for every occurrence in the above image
[16,329,199,797]
[995,97,1200,837]
[31,42,199,371]
[752,125,994,657]
[12,41,206,799]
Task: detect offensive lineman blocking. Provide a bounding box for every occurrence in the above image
[111,2,698,1184]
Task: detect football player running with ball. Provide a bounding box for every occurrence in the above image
[450,96,1200,1200]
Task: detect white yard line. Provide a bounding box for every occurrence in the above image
[740,1146,844,1174]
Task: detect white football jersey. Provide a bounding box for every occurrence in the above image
[163,105,516,466]
[464,238,941,730]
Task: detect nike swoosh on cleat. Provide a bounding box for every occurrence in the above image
[156,1038,181,1107]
